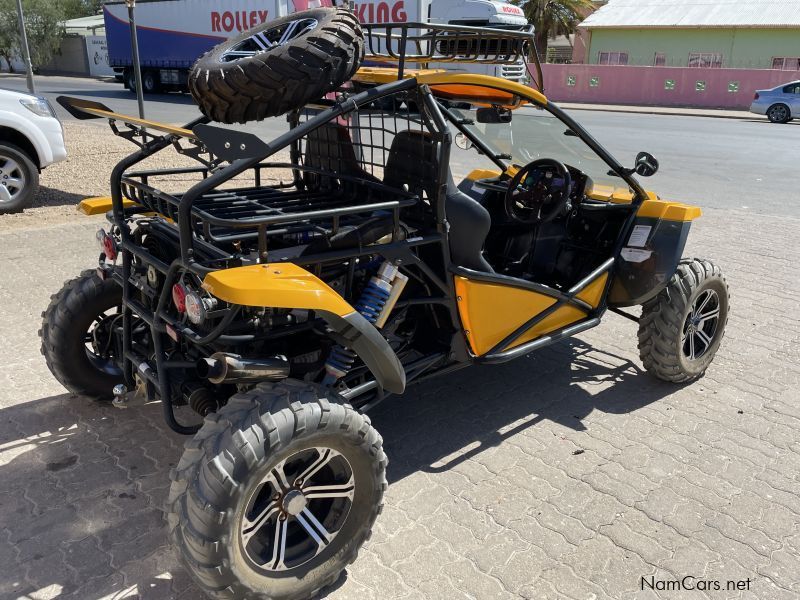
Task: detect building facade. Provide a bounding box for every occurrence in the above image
[577,0,800,70]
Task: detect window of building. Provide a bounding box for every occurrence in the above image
[598,51,628,65]
[688,53,723,68]
[654,53,666,67]
[772,57,800,71]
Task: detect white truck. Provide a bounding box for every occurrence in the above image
[0,89,66,213]
[103,0,530,92]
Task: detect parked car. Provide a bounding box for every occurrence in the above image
[750,81,800,123]
[0,88,66,213]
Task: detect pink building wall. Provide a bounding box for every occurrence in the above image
[536,64,799,109]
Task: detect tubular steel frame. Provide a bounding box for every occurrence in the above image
[64,67,651,431]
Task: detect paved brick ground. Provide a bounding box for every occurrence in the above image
[1,208,798,600]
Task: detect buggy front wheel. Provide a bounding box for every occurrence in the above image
[638,258,729,383]
[167,381,387,600]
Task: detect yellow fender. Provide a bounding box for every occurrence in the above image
[203,264,406,394]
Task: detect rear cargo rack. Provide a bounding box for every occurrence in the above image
[361,21,536,80]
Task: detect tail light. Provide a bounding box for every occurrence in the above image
[185,291,214,325]
[754,92,760,100]
[172,283,187,313]
[96,228,117,261]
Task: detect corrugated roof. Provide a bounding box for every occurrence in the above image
[580,0,800,28]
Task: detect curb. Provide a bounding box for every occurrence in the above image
[559,104,754,120]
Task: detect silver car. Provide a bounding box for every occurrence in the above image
[750,81,800,123]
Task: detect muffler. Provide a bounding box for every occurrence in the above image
[197,353,290,385]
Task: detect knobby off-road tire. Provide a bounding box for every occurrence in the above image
[638,258,729,383]
[189,8,364,124]
[167,381,387,600]
[39,270,124,399]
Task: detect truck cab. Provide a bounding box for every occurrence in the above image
[430,0,530,82]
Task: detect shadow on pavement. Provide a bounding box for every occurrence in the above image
[32,187,86,209]
[0,339,676,599]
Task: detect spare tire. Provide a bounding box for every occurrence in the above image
[188,7,363,124]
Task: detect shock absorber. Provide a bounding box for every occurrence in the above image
[322,261,407,386]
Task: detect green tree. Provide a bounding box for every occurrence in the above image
[61,0,103,19]
[515,0,594,59]
[0,0,67,72]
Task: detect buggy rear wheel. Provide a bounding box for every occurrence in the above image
[638,258,729,383]
[188,7,363,124]
[167,381,386,600]
[39,270,124,399]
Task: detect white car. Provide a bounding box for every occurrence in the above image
[0,88,67,213]
[749,81,800,124]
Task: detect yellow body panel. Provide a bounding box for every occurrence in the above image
[202,263,355,316]
[576,273,608,308]
[455,269,610,356]
[464,168,502,182]
[455,277,557,355]
[417,73,548,107]
[78,196,139,215]
[517,305,588,346]
[637,200,702,222]
[354,66,446,84]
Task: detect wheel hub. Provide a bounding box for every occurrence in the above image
[239,446,355,572]
[281,489,307,516]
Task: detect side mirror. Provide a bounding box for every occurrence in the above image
[476,106,512,124]
[455,132,474,151]
[634,151,659,177]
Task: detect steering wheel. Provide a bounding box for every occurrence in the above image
[505,158,573,225]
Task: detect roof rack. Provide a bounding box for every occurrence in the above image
[360,21,538,82]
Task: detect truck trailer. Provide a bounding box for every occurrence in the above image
[103,0,530,93]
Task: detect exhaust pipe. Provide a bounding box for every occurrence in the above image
[197,353,290,385]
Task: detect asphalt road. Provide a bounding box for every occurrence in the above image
[3,74,797,217]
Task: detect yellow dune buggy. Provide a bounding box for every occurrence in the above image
[41,8,728,599]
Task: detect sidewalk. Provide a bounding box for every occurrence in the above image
[558,101,754,120]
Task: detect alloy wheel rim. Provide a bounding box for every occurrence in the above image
[682,289,721,361]
[772,106,788,121]
[0,154,26,203]
[239,446,355,572]
[221,18,319,62]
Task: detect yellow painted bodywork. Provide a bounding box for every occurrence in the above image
[354,66,446,84]
[78,196,139,215]
[637,200,702,222]
[417,73,548,107]
[587,187,701,222]
[202,263,355,316]
[576,273,608,308]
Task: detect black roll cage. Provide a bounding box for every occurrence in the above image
[61,71,650,433]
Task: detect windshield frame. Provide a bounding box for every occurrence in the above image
[435,92,648,202]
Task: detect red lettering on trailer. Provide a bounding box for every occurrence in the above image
[501,5,523,14]
[212,10,270,34]
[354,2,406,23]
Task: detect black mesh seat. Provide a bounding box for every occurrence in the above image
[304,123,380,187]
[384,130,493,273]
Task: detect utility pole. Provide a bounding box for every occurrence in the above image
[126,0,145,118]
[14,0,36,95]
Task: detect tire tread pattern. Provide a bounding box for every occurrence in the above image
[188,8,363,124]
[167,380,387,600]
[637,258,729,383]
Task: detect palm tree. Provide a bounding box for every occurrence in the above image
[515,0,595,59]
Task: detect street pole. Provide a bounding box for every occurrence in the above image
[14,0,36,95]
[126,0,145,119]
